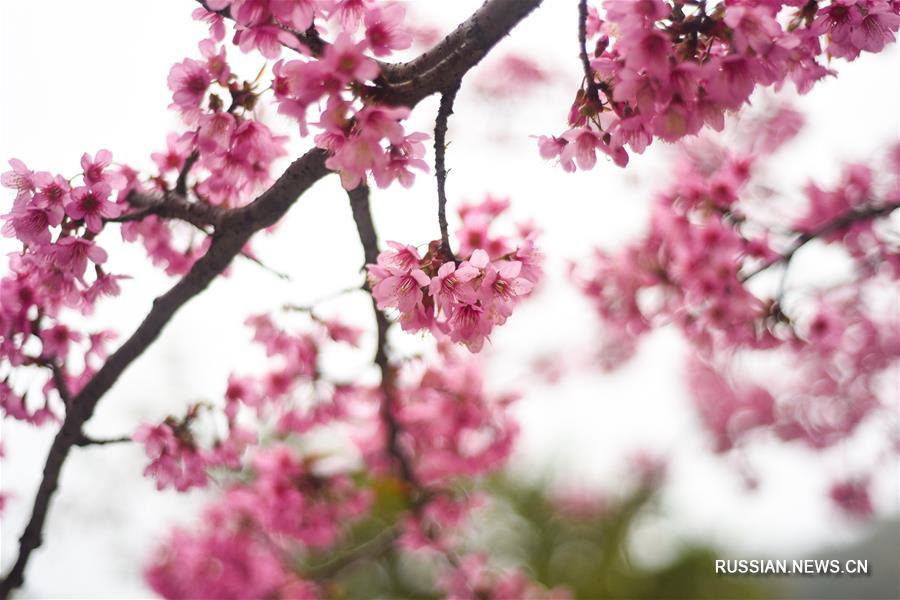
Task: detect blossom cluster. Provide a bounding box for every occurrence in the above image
[1,154,127,423]
[193,0,427,191]
[575,114,899,515]
[440,554,570,600]
[164,39,288,205]
[134,311,363,493]
[274,27,425,190]
[540,0,900,170]
[225,312,367,434]
[146,443,369,599]
[368,196,542,352]
[360,346,520,491]
[133,407,253,492]
[199,0,412,59]
[115,35,290,277]
[144,315,530,598]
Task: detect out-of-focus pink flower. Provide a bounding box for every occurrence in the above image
[830,478,874,518]
[167,58,211,122]
[320,33,379,85]
[364,3,412,57]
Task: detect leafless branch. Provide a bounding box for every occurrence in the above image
[73,434,132,447]
[346,185,422,494]
[112,190,231,230]
[434,82,461,260]
[741,202,900,282]
[174,150,200,196]
[578,0,602,108]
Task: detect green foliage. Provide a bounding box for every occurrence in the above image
[314,477,770,600]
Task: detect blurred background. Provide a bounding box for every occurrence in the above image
[1,1,898,598]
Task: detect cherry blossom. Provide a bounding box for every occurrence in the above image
[540,0,900,170]
[368,197,542,351]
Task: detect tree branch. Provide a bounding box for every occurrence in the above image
[0,148,328,598]
[174,150,200,197]
[304,525,401,582]
[1,0,544,592]
[48,363,72,410]
[434,82,461,260]
[346,185,422,495]
[373,0,544,106]
[741,202,900,282]
[578,0,602,108]
[72,434,132,447]
[113,190,231,230]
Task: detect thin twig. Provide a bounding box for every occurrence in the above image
[175,150,200,196]
[238,250,291,280]
[578,0,602,107]
[741,202,900,282]
[49,363,72,409]
[434,82,461,260]
[106,206,156,224]
[346,185,422,494]
[73,435,132,447]
[195,0,326,57]
[282,285,366,313]
[304,525,401,581]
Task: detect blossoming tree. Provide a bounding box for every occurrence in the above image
[1,0,898,597]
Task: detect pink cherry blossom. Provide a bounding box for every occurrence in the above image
[51,236,108,278]
[151,133,191,174]
[1,158,36,199]
[367,199,542,351]
[81,149,127,189]
[364,3,412,57]
[270,0,318,32]
[829,478,874,518]
[371,265,430,313]
[40,324,81,359]
[320,33,379,85]
[2,203,63,247]
[167,58,211,121]
[65,184,122,232]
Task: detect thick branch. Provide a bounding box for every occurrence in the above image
[1,0,544,592]
[434,83,461,259]
[0,149,328,598]
[373,0,544,106]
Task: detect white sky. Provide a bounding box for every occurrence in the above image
[1,1,898,597]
